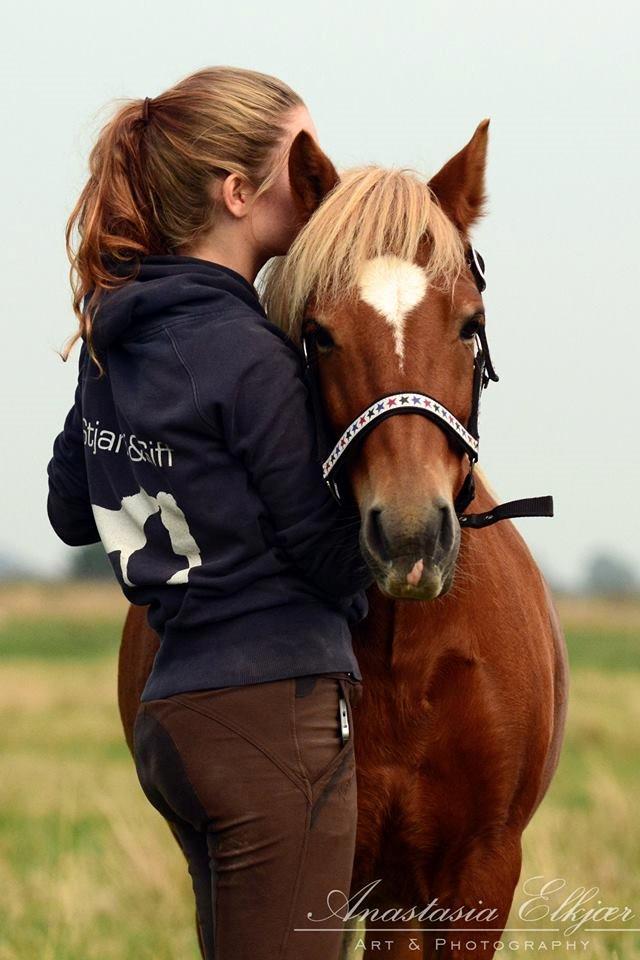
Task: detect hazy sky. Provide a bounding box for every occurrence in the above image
[2,0,637,585]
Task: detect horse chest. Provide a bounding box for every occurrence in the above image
[352,676,515,886]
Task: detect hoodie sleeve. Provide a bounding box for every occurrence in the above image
[47,344,101,547]
[220,322,374,600]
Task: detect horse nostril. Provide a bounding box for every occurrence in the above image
[420,501,457,565]
[366,506,392,562]
[438,503,456,554]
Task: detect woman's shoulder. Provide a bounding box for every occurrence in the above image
[169,303,303,371]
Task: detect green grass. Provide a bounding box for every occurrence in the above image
[565,626,640,672]
[0,595,638,959]
[0,658,196,960]
[0,618,121,660]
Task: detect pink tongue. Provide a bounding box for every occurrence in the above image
[406,558,424,587]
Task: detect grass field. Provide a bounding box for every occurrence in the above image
[0,582,639,959]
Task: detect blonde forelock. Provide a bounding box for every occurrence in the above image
[259,165,466,343]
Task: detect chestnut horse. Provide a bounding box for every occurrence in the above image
[118,122,568,960]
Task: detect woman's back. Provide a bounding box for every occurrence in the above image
[48,255,371,700]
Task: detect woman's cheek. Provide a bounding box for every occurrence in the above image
[252,193,301,256]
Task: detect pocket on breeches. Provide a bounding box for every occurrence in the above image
[291,677,358,789]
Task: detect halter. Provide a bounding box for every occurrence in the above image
[300,247,553,530]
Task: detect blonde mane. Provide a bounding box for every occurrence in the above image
[259,165,466,343]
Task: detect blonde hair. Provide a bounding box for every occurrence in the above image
[260,166,466,343]
[64,65,303,368]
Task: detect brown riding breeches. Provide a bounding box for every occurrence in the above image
[132,672,361,959]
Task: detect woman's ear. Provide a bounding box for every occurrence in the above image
[219,171,255,219]
[288,130,340,222]
[428,119,490,234]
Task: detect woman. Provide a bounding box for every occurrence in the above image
[47,66,373,959]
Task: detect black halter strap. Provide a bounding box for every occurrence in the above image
[300,246,553,530]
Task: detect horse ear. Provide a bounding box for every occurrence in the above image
[288,130,340,222]
[428,119,490,234]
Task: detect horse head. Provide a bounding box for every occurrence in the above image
[264,121,491,601]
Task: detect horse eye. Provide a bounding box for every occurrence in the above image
[460,317,483,341]
[314,325,335,351]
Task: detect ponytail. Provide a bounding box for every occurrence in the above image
[63,66,304,370]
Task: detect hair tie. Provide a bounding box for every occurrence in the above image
[142,97,152,124]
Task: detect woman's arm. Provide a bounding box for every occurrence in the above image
[219,320,374,599]
[46,345,101,546]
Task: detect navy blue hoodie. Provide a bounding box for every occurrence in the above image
[47,256,373,700]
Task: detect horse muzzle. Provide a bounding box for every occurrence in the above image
[362,497,460,600]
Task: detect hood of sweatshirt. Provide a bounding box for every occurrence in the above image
[89,255,267,352]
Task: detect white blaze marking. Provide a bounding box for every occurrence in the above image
[357,255,428,370]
